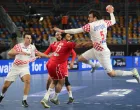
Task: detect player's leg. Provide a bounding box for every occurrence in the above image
[46,74,52,90]
[78,48,99,73]
[0,81,12,103]
[41,61,57,108]
[50,62,66,105]
[50,78,65,105]
[21,74,30,107]
[65,76,74,104]
[98,49,140,83]
[108,69,140,83]
[0,69,18,103]
[41,79,57,108]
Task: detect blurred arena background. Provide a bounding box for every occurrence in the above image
[0,0,140,110]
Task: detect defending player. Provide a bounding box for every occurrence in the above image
[0,32,49,107]
[40,33,78,108]
[44,32,76,104]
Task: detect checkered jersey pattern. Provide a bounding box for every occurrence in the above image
[104,20,112,27]
[14,59,29,65]
[93,42,104,51]
[13,43,38,66]
[13,44,22,52]
[82,24,90,32]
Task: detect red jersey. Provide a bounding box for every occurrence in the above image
[50,40,75,64]
[44,42,59,55]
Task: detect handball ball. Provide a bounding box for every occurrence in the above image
[106,5,114,12]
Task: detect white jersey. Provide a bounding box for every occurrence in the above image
[82,19,113,51]
[13,43,38,66]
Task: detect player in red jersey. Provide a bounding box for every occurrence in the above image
[44,32,76,105]
[41,33,77,108]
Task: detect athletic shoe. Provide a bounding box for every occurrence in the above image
[50,98,60,105]
[40,98,50,108]
[67,97,74,104]
[132,68,140,83]
[91,64,100,73]
[0,95,4,103]
[22,100,29,107]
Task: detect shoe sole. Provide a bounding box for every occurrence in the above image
[67,101,74,104]
[22,105,28,107]
[40,101,50,108]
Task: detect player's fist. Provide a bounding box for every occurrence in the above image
[106,5,114,13]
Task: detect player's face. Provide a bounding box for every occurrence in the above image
[55,32,62,41]
[24,35,32,45]
[88,14,96,23]
[65,34,72,41]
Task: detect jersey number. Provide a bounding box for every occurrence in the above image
[100,31,105,40]
[55,45,62,52]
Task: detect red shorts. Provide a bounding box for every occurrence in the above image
[46,60,67,80]
[64,67,68,76]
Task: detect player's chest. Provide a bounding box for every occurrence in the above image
[21,46,32,54]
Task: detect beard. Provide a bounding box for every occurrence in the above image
[56,38,61,41]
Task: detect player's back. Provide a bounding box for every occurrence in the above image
[50,40,75,64]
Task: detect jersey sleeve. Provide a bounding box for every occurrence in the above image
[104,20,113,27]
[44,45,52,55]
[82,24,90,32]
[13,44,22,52]
[67,42,76,49]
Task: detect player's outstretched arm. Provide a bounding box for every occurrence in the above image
[36,51,50,58]
[54,27,84,34]
[105,5,116,26]
[8,48,27,56]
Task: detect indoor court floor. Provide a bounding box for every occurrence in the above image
[0,68,140,110]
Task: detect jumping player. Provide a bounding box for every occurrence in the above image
[54,5,140,83]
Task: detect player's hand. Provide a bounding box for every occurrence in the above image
[70,62,74,69]
[106,5,114,13]
[36,56,41,59]
[53,27,64,33]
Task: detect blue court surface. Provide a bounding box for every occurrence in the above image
[0,68,140,110]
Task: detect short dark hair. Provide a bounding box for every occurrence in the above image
[61,33,66,39]
[23,32,32,38]
[88,10,102,20]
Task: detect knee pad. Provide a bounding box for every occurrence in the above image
[65,77,70,86]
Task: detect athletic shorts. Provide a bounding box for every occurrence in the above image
[5,64,30,82]
[82,47,112,73]
[46,60,67,80]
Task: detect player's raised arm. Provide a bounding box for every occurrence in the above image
[104,5,116,27]
[54,27,84,34]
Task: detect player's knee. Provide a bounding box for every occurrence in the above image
[78,56,82,62]
[24,79,30,84]
[78,55,86,62]
[65,77,70,86]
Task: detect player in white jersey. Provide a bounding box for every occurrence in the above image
[54,5,140,83]
[0,32,49,107]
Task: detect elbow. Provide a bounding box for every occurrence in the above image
[8,52,11,56]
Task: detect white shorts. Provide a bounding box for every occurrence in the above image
[5,64,30,82]
[82,47,112,73]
